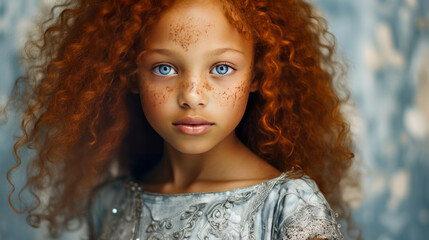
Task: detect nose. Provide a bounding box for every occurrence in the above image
[177,74,208,109]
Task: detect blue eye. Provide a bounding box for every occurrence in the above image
[153,65,177,76]
[211,64,234,75]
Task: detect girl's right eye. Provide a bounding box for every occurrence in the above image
[153,65,177,76]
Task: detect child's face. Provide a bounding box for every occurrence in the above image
[136,0,255,154]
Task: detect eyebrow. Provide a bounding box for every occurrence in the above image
[145,48,245,57]
[207,48,245,56]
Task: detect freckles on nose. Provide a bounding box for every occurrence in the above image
[203,81,213,91]
[179,80,191,92]
[179,79,207,94]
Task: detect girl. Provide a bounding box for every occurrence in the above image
[5,0,358,239]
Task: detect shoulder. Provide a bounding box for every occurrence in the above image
[264,174,332,221]
[262,174,343,240]
[270,174,329,209]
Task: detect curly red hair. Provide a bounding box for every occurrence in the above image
[5,0,359,238]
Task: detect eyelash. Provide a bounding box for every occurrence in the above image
[210,63,235,76]
[152,64,177,76]
[151,63,236,76]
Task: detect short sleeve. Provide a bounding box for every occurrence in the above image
[273,177,343,240]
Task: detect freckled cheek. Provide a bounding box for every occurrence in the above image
[212,82,251,109]
[139,84,173,110]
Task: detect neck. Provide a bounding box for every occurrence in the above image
[152,132,252,189]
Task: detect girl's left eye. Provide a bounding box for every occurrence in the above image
[211,64,234,75]
[153,65,177,76]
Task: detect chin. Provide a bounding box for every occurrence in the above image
[168,141,215,155]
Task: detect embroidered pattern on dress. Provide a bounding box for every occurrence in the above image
[240,176,282,240]
[93,173,343,240]
[140,191,255,240]
[137,176,284,240]
[278,205,343,240]
[145,202,207,240]
[205,191,253,239]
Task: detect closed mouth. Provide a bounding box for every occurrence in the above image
[172,116,215,126]
[172,116,215,135]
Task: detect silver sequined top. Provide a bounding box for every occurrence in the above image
[88,173,343,240]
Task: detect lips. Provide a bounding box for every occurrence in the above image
[172,117,214,135]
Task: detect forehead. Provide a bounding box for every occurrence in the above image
[167,15,214,51]
[144,0,250,52]
[164,0,226,24]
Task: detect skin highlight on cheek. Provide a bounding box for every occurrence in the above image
[168,17,214,51]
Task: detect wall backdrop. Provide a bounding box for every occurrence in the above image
[1,0,428,239]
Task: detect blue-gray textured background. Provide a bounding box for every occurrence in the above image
[1,0,428,239]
